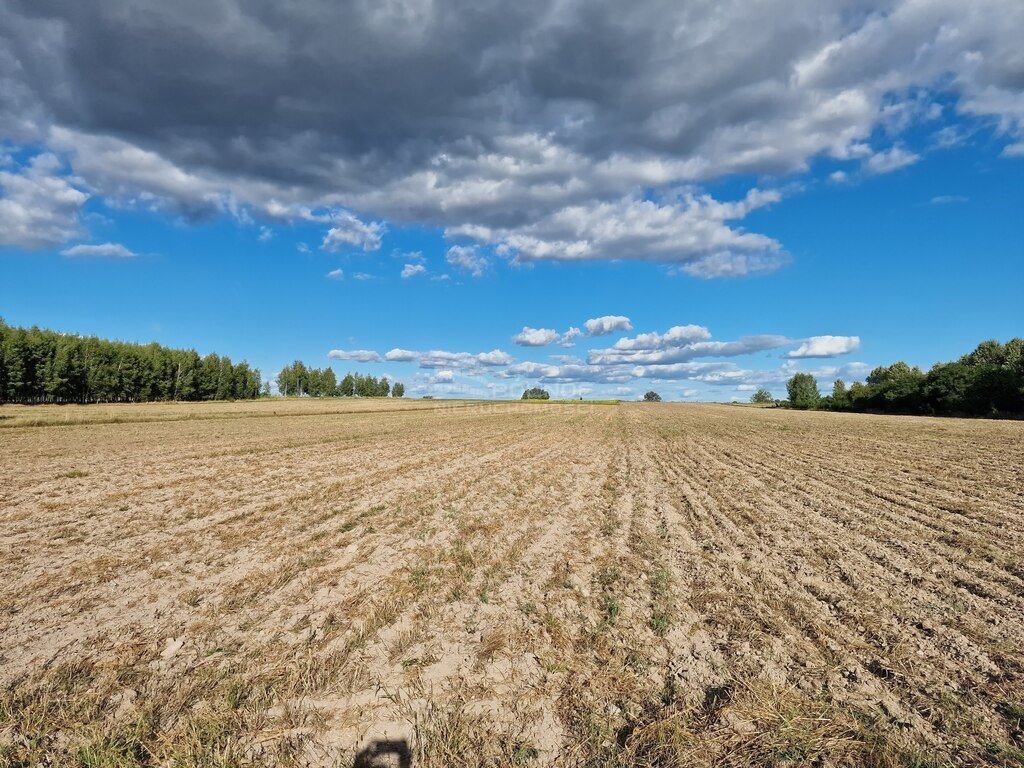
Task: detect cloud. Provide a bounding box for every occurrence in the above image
[784,335,861,358]
[321,211,386,252]
[0,153,88,249]
[829,170,849,184]
[680,388,700,398]
[326,268,344,279]
[455,188,786,275]
[513,327,561,347]
[60,242,136,258]
[584,315,633,336]
[401,262,426,278]
[383,347,515,369]
[258,226,273,241]
[446,245,488,277]
[327,349,382,363]
[433,370,454,383]
[930,194,968,204]
[864,146,920,175]
[560,327,583,347]
[477,349,515,366]
[610,325,712,351]
[5,0,1023,269]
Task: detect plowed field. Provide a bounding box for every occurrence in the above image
[2,400,1022,766]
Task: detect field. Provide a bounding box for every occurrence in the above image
[2,399,1023,767]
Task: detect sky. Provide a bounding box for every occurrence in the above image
[1,1,1022,400]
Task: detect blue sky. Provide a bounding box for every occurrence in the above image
[1,2,1022,399]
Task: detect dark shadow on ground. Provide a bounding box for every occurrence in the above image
[353,739,412,768]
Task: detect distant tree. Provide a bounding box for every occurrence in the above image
[379,376,391,397]
[0,320,260,404]
[320,368,337,397]
[392,382,405,398]
[522,387,550,400]
[339,373,355,397]
[643,391,662,402]
[831,379,849,409]
[751,388,773,404]
[786,373,820,409]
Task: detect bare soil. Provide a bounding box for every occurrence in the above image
[1,399,1022,766]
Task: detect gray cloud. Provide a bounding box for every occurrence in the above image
[3,0,1022,266]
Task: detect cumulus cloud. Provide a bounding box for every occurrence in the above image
[327,349,382,363]
[61,242,136,258]
[456,189,785,273]
[784,335,861,358]
[401,262,426,278]
[584,315,633,336]
[610,325,712,351]
[383,347,515,369]
[513,327,561,347]
[446,245,488,277]
[0,153,88,248]
[4,1,1022,271]
[560,327,583,347]
[433,370,454,383]
[321,211,386,252]
[477,349,515,366]
[326,268,344,279]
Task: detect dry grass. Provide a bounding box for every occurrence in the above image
[1,399,1023,766]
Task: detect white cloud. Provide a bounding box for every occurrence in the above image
[258,226,273,241]
[401,262,426,278]
[560,327,583,347]
[584,315,633,336]
[326,268,344,279]
[513,327,561,346]
[383,347,515,369]
[433,370,454,383]
[321,211,386,252]
[455,188,785,276]
[680,388,700,398]
[864,146,920,175]
[829,170,849,184]
[610,325,712,351]
[327,349,382,362]
[0,153,88,249]
[445,245,488,277]
[784,335,861,359]
[385,348,419,361]
[60,242,136,258]
[930,195,968,204]
[477,349,515,366]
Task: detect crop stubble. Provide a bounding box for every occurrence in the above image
[1,400,1022,766]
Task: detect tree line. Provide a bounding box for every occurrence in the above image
[276,361,404,398]
[777,338,1024,417]
[0,319,261,404]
